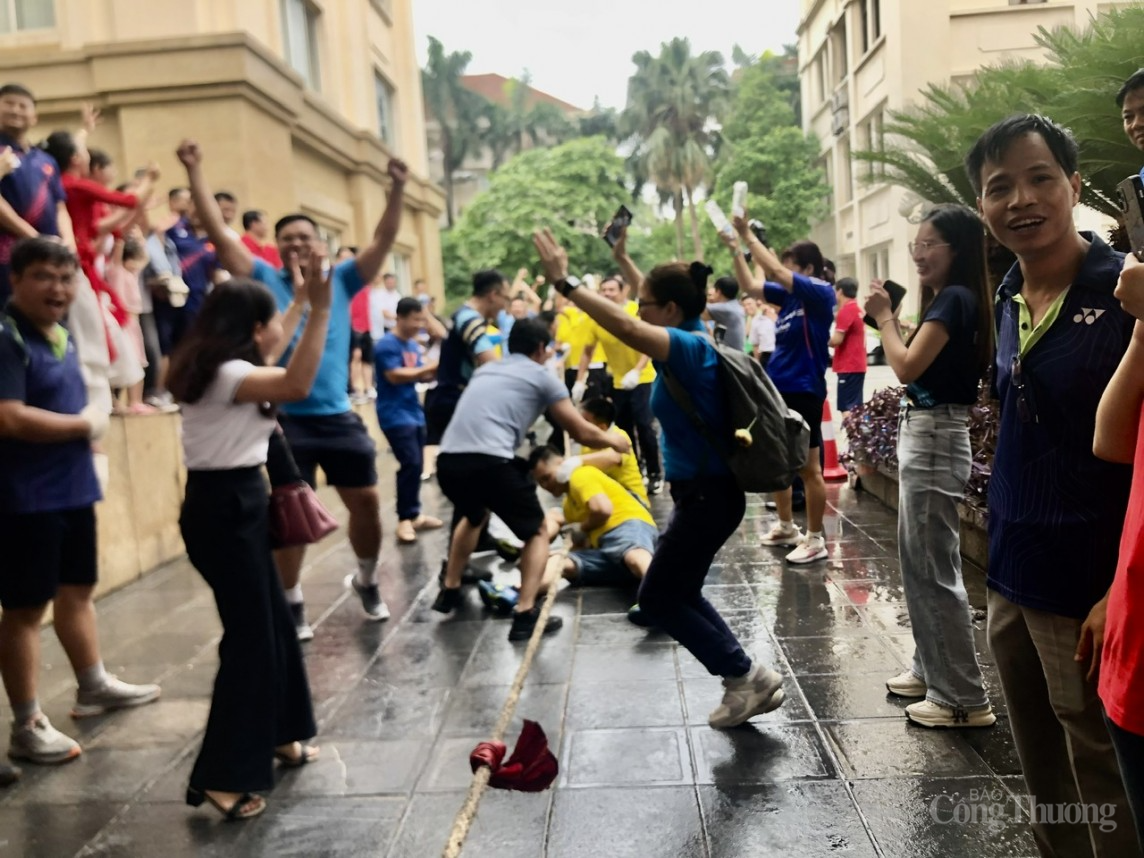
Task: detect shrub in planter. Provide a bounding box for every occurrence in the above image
[842,381,996,510]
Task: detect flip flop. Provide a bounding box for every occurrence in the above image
[186,787,266,820]
[274,744,320,768]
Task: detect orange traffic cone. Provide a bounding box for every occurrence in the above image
[821,400,848,481]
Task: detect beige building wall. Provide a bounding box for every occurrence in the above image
[0,0,444,297]
[798,0,1131,316]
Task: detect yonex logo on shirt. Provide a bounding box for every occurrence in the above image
[1074,308,1106,325]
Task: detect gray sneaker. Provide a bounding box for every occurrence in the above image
[345,574,391,622]
[9,714,82,764]
[72,675,161,718]
[708,664,785,729]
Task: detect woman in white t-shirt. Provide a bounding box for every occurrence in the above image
[166,254,331,820]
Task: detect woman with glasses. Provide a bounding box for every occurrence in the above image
[533,227,786,730]
[864,204,997,729]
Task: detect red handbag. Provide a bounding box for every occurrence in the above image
[268,482,339,548]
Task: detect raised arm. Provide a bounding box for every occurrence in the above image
[1097,257,1144,462]
[534,228,670,363]
[176,139,254,277]
[354,159,408,284]
[865,280,949,384]
[611,226,644,293]
[733,213,793,291]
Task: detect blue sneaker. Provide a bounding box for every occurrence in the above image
[478,582,519,616]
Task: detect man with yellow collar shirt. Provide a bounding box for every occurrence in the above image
[574,274,662,494]
[554,291,608,405]
[562,396,650,510]
[529,446,657,594]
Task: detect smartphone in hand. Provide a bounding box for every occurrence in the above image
[603,205,633,248]
[1118,174,1144,262]
[864,279,908,329]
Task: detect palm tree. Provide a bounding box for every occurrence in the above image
[623,38,730,260]
[421,37,485,227]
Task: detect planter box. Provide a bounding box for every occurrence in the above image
[856,463,989,574]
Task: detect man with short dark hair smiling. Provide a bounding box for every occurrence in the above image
[968,114,1140,858]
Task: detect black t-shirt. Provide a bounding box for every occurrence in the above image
[906,284,979,407]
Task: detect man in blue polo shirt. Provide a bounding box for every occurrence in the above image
[0,238,160,774]
[375,296,443,545]
[967,114,1140,858]
[0,83,73,304]
[177,139,408,640]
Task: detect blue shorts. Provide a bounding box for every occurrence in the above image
[570,519,658,587]
[836,372,866,413]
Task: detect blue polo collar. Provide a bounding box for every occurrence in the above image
[997,231,1122,302]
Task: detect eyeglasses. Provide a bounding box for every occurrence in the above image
[637,299,663,310]
[908,241,951,255]
[1010,355,1037,423]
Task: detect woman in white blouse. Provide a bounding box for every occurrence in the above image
[166,253,331,820]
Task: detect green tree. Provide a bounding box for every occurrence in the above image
[624,38,731,260]
[447,136,630,284]
[421,37,485,228]
[853,4,1144,221]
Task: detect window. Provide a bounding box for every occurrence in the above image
[814,50,827,105]
[830,19,848,86]
[821,156,834,212]
[374,71,396,146]
[0,0,55,32]
[859,108,885,178]
[281,0,321,89]
[865,246,890,282]
[392,253,412,294]
[837,138,853,205]
[859,0,881,54]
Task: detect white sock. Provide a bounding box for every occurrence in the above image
[284,584,304,605]
[806,531,824,542]
[77,661,109,693]
[12,699,39,723]
[779,519,795,530]
[355,556,379,587]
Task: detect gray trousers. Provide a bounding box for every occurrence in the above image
[988,589,1142,858]
[897,405,989,709]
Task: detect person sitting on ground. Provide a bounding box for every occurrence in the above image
[563,396,649,509]
[0,238,160,772]
[374,296,444,544]
[431,318,630,641]
[534,227,787,729]
[529,446,656,618]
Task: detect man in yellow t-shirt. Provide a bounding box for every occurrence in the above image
[573,276,662,494]
[563,397,649,508]
[528,447,657,591]
[554,293,607,400]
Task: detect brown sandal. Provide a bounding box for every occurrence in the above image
[274,743,320,768]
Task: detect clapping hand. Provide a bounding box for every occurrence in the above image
[303,246,332,312]
[532,228,570,283]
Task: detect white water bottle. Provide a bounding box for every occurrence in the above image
[704,200,733,236]
[732,181,748,218]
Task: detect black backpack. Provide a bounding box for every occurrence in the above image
[660,335,809,493]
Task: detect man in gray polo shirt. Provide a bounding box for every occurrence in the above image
[432,318,630,641]
[706,276,746,351]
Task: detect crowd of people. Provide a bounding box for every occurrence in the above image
[2,65,1144,857]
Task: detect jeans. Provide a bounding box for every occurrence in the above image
[1105,711,1144,852]
[988,589,1142,858]
[614,382,661,480]
[638,475,751,677]
[382,424,426,521]
[897,405,988,709]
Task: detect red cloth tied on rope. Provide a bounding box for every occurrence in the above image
[469,720,558,792]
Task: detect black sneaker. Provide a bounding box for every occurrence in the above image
[627,603,655,627]
[508,607,564,641]
[647,477,664,496]
[494,539,522,564]
[437,560,494,588]
[290,602,314,642]
[432,586,463,614]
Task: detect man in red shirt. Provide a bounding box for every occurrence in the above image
[829,276,867,417]
[239,209,282,268]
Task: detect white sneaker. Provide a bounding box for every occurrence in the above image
[885,670,927,698]
[72,675,161,718]
[9,714,82,765]
[708,664,786,729]
[905,699,996,729]
[761,521,802,547]
[786,535,827,564]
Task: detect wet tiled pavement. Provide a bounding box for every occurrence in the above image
[0,460,1039,857]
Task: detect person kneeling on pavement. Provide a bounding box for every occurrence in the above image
[431,318,631,641]
[529,447,656,624]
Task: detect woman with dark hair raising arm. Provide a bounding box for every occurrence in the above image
[166,252,332,819]
[533,228,785,728]
[865,204,997,730]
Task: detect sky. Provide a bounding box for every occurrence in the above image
[411,0,803,112]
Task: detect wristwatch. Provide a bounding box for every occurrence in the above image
[555,276,582,297]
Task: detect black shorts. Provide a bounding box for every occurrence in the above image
[836,372,865,413]
[278,411,378,489]
[0,507,98,609]
[153,299,191,355]
[424,386,462,446]
[436,453,545,542]
[350,330,373,358]
[781,391,825,450]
